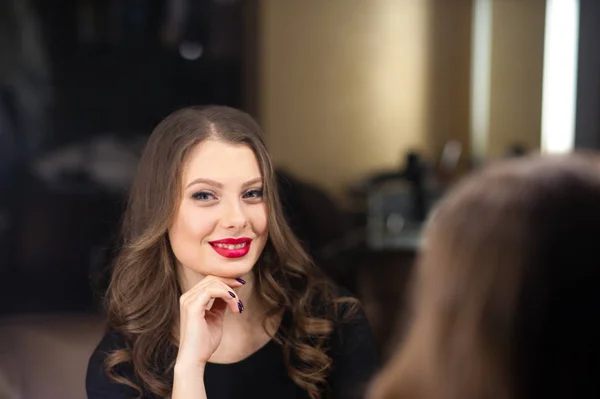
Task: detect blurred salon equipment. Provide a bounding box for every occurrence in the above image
[360,141,462,251]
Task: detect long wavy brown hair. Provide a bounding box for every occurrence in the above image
[104,105,357,398]
[369,153,600,399]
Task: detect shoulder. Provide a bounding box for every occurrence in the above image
[93,329,130,352]
[307,281,377,353]
[316,283,381,398]
[87,329,130,370]
[328,285,376,350]
[310,281,364,323]
[86,330,140,398]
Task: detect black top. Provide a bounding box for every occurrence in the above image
[86,296,379,399]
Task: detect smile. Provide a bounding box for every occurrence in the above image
[213,243,248,250]
[209,237,252,259]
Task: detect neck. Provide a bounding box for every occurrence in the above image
[222,273,276,331]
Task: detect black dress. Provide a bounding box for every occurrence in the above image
[86,296,379,399]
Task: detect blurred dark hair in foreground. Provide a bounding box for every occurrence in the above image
[370,152,600,399]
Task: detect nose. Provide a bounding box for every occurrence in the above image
[220,198,248,230]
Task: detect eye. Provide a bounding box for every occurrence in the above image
[192,191,217,201]
[243,188,264,200]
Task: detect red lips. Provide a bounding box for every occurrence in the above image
[209,237,252,258]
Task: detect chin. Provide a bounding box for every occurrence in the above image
[207,255,258,278]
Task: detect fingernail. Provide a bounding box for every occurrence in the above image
[235,278,246,285]
[237,301,244,313]
[228,291,236,298]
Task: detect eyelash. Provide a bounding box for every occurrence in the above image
[191,191,216,201]
[191,188,264,201]
[243,188,264,199]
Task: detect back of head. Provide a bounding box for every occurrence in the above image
[369,153,600,399]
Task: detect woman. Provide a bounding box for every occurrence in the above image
[86,106,378,399]
[369,154,600,399]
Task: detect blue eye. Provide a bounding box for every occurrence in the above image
[192,191,217,201]
[243,188,264,199]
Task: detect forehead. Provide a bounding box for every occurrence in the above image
[183,139,261,183]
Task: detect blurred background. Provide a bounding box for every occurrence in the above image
[1,0,599,397]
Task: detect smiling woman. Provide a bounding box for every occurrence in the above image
[85,105,379,399]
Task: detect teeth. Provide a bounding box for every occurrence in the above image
[214,243,247,250]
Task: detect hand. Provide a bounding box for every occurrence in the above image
[175,276,245,369]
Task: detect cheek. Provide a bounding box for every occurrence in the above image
[172,204,217,243]
[250,204,269,235]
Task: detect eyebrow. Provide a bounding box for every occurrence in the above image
[186,177,263,190]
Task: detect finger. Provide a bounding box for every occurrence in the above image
[189,286,242,315]
[199,278,242,306]
[180,282,240,319]
[214,280,242,299]
[209,298,229,319]
[213,280,245,313]
[199,288,242,315]
[180,277,244,309]
[184,276,245,298]
[206,280,245,314]
[210,276,246,289]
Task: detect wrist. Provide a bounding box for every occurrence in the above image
[174,361,207,376]
[172,363,207,399]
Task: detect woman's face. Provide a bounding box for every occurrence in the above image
[169,139,268,290]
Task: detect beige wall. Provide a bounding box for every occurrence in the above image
[425,0,473,170]
[257,0,545,198]
[487,0,546,158]
[259,0,473,199]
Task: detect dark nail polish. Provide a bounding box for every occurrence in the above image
[235,278,246,285]
[237,301,244,313]
[228,291,236,298]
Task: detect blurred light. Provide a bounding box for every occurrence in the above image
[439,140,462,171]
[179,41,203,60]
[541,0,579,153]
[470,0,493,162]
[386,213,405,234]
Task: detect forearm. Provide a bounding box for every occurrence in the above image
[172,365,207,399]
